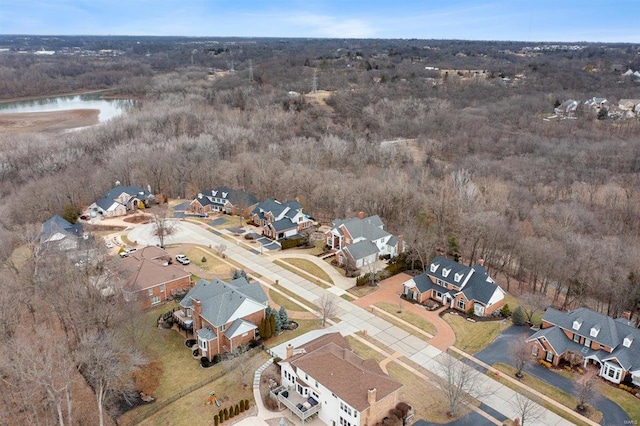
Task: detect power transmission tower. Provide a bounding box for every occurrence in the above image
[312,69,318,93]
[249,59,254,82]
[230,60,235,72]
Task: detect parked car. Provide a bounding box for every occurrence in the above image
[105,241,113,249]
[175,254,190,265]
[80,214,90,220]
[119,248,137,257]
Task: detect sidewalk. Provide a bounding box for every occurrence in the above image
[127,222,586,426]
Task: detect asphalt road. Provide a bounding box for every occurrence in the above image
[474,325,630,426]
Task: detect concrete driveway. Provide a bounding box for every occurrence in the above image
[474,325,630,426]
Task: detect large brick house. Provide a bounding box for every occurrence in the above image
[190,186,258,215]
[250,198,313,240]
[90,183,155,217]
[174,277,268,361]
[527,307,640,386]
[277,333,403,426]
[325,213,403,268]
[119,246,191,309]
[402,255,505,317]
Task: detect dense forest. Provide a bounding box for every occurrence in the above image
[0,36,639,424]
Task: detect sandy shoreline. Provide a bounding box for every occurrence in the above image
[0,109,101,134]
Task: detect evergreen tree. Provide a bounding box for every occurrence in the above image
[279,306,289,328]
[232,269,248,280]
[512,305,527,326]
[269,313,276,337]
[234,404,240,416]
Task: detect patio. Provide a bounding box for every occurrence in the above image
[270,387,321,422]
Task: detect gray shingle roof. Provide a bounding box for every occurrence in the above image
[459,265,500,305]
[541,307,640,370]
[104,184,152,201]
[195,186,257,208]
[527,325,597,358]
[270,218,297,232]
[427,255,470,287]
[225,318,257,339]
[197,327,217,341]
[41,215,82,243]
[344,240,379,261]
[333,215,389,242]
[252,198,302,221]
[181,277,267,327]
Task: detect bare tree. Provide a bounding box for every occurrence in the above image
[317,293,338,327]
[436,353,488,417]
[511,392,545,426]
[574,368,598,413]
[216,243,227,258]
[153,213,175,248]
[521,292,548,325]
[509,334,533,379]
[78,330,146,426]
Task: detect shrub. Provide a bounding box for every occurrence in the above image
[538,359,552,369]
[466,307,475,318]
[356,273,372,287]
[213,354,221,363]
[219,409,224,420]
[201,256,207,263]
[512,305,527,325]
[229,407,235,419]
[240,401,245,413]
[200,357,211,368]
[280,235,308,249]
[235,404,240,416]
[273,357,282,365]
[244,399,250,410]
[224,408,229,420]
[214,415,219,426]
[501,304,511,317]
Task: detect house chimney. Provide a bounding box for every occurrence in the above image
[357,211,365,220]
[397,235,404,253]
[622,311,632,321]
[286,344,294,359]
[477,258,485,266]
[367,388,377,405]
[193,298,202,330]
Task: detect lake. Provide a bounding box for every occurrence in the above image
[0,93,135,124]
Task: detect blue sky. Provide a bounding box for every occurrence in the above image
[1,0,638,42]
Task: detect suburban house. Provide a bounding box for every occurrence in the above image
[277,333,403,426]
[554,99,579,117]
[250,198,313,240]
[118,246,191,309]
[402,256,505,317]
[174,277,268,361]
[527,307,640,386]
[326,213,403,269]
[90,183,155,217]
[39,215,95,261]
[584,97,609,112]
[190,186,258,215]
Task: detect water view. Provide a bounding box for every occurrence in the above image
[0,93,135,123]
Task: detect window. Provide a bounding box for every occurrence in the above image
[436,279,445,287]
[148,288,154,296]
[531,346,538,356]
[315,381,318,388]
[159,284,165,292]
[545,351,554,363]
[220,324,226,332]
[457,299,466,310]
[584,338,591,348]
[200,340,207,350]
[151,296,161,305]
[573,334,580,343]
[435,291,442,300]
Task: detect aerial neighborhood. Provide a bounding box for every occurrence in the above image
[3,31,640,426]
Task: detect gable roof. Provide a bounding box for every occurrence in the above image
[343,240,379,262]
[459,264,500,305]
[252,198,302,221]
[103,184,153,201]
[427,255,470,285]
[40,215,82,243]
[181,277,267,326]
[194,186,257,208]
[543,307,640,363]
[270,218,297,232]
[287,333,402,411]
[225,318,257,339]
[333,215,389,242]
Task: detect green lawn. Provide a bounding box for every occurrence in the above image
[492,363,602,425]
[265,319,323,349]
[444,313,509,353]
[273,259,333,288]
[183,247,233,277]
[375,302,437,335]
[279,257,333,284]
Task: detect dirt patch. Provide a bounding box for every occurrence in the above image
[0,109,99,134]
[123,214,153,224]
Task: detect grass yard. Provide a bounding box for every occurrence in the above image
[375,302,437,335]
[289,239,325,256]
[268,286,321,313]
[386,362,473,424]
[183,247,234,277]
[444,313,509,353]
[264,319,323,348]
[274,258,333,287]
[341,294,355,302]
[138,350,269,426]
[492,363,602,425]
[347,285,379,298]
[345,336,387,363]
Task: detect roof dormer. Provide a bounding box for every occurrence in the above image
[590,325,600,338]
[430,263,439,273]
[212,190,218,196]
[222,192,228,198]
[442,268,451,278]
[623,335,633,348]
[572,318,583,331]
[454,272,464,283]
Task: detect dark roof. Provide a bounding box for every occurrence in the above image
[528,326,597,358]
[344,240,380,261]
[194,186,257,208]
[427,255,470,287]
[181,277,267,327]
[270,218,297,232]
[459,265,501,305]
[41,215,82,243]
[541,307,640,370]
[252,198,303,220]
[332,215,389,241]
[103,184,153,201]
[412,274,439,293]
